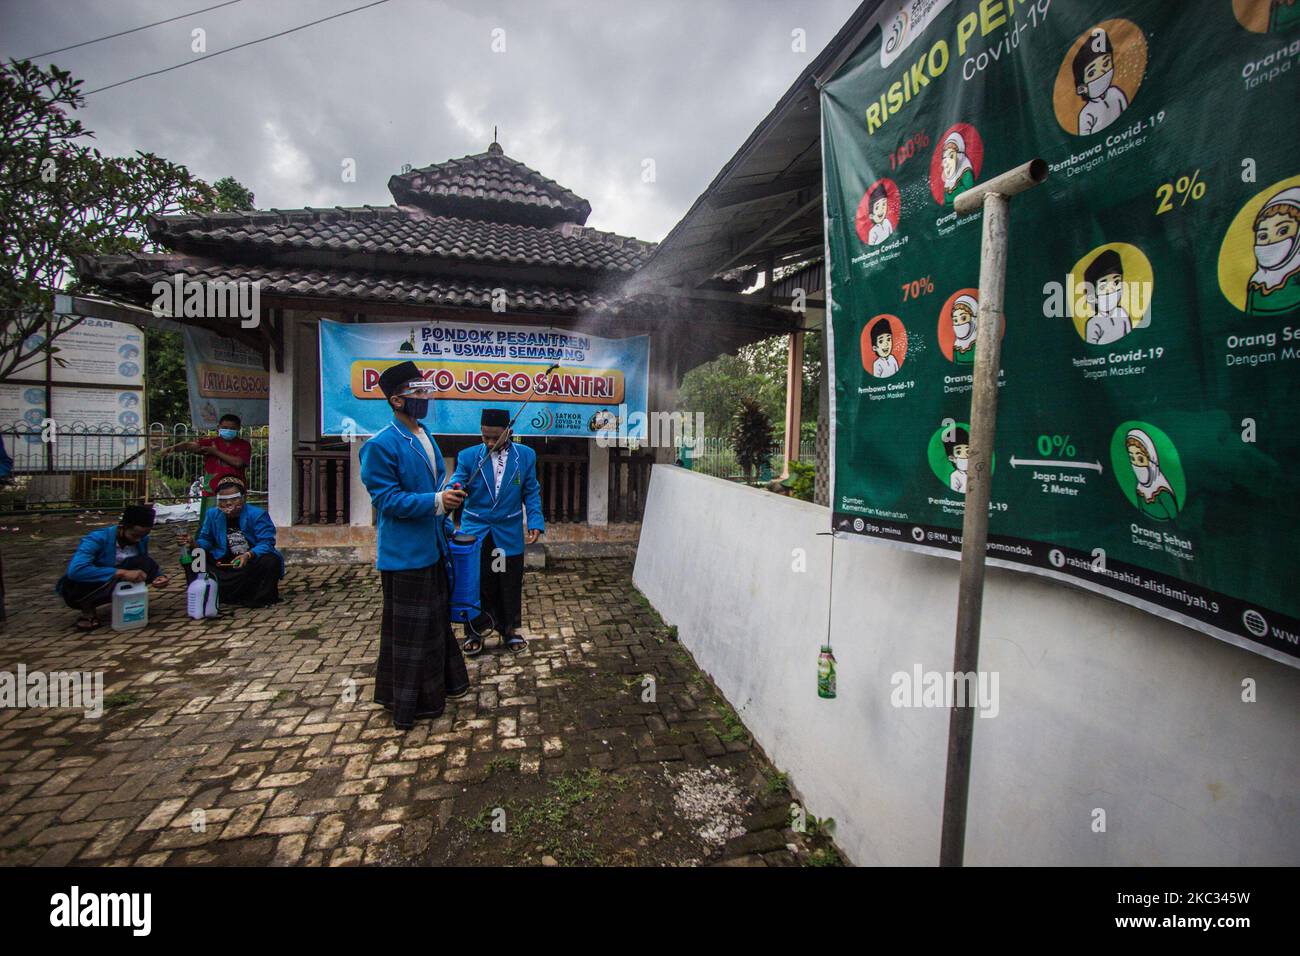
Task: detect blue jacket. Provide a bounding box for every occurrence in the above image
[196,503,284,577]
[448,441,544,557]
[59,524,152,588]
[359,419,454,572]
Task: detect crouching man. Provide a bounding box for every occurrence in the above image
[187,476,283,607]
[56,504,170,632]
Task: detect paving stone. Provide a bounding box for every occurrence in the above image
[0,541,843,868]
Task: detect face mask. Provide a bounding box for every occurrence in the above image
[402,397,429,420]
[218,428,238,441]
[1086,70,1113,100]
[1097,289,1122,313]
[1255,237,1294,269]
[953,457,969,472]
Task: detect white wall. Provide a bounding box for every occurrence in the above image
[633,465,1300,866]
[267,312,298,528]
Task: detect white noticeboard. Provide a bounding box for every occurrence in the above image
[1,316,147,472]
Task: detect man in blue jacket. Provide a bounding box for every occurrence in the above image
[186,476,284,607]
[57,504,171,631]
[359,360,470,730]
[448,408,544,655]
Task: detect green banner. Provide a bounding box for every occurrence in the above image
[823,0,1300,665]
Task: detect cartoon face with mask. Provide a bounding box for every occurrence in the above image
[1083,248,1133,345]
[950,295,978,363]
[1124,428,1179,520]
[1247,186,1300,316]
[944,426,972,495]
[1073,29,1130,135]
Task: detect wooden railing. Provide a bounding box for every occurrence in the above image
[295,450,349,524]
[537,453,587,523]
[609,448,654,522]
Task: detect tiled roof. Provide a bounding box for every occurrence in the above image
[146,205,654,274]
[76,253,609,315]
[387,142,592,226]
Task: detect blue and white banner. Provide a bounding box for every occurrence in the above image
[318,318,650,438]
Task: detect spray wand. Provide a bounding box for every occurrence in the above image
[452,362,560,497]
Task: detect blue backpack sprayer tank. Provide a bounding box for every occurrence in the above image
[447,530,493,639]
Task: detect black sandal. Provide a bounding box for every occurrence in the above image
[501,634,528,654]
[74,615,102,632]
[461,634,485,657]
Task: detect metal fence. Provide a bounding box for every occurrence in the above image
[0,422,268,515]
[685,436,817,481]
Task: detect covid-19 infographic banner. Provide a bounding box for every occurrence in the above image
[823,0,1300,666]
[318,318,650,439]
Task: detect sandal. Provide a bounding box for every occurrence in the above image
[501,634,528,654]
[461,634,485,657]
[74,615,101,632]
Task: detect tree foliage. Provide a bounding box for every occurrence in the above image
[211,175,255,211]
[677,329,822,442]
[146,327,188,424]
[0,58,252,386]
[730,397,774,479]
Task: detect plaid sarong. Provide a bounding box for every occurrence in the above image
[376,561,469,729]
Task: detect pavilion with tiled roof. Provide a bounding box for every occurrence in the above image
[76,142,798,546]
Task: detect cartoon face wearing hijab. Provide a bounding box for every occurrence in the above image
[950,294,978,363]
[1124,429,1180,521]
[1073,29,1130,135]
[941,133,976,206]
[1247,186,1300,315]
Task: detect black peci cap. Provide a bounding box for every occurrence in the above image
[378,360,423,399]
[122,504,155,528]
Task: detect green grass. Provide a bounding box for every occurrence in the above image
[712,696,749,743]
[764,770,790,795]
[487,755,520,775]
[102,691,138,709]
[806,846,845,867]
[460,768,626,865]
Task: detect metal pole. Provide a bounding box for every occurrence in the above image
[939,160,1047,867]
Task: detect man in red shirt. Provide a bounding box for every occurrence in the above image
[160,414,252,517]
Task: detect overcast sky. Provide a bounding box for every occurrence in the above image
[2,0,861,241]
